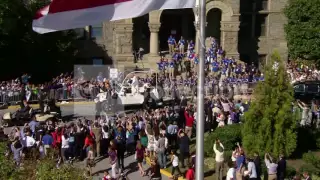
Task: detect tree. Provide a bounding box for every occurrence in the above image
[242,51,298,157]
[284,0,320,61]
[0,0,77,82]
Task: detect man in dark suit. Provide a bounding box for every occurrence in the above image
[254,152,262,180]
[277,154,287,180]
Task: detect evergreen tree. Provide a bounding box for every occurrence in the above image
[242,51,298,157]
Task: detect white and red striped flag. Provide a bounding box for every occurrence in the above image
[33,0,195,34]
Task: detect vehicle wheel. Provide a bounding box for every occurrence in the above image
[2,122,9,127]
[101,100,111,113]
[151,86,164,102]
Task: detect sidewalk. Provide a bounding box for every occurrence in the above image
[7,101,95,109]
[145,157,186,180]
[79,154,169,180]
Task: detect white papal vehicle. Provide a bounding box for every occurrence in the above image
[94,70,164,112]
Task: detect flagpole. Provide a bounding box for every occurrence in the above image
[196,0,206,179]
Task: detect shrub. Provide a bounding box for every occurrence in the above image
[204,124,242,157]
[0,142,23,179]
[301,152,320,176]
[36,159,88,180]
[302,152,320,166]
[286,165,298,179]
[242,51,298,157]
[299,164,320,176]
[0,142,87,180]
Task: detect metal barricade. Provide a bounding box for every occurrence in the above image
[0,82,260,105]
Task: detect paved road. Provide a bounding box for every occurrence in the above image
[0,104,169,180]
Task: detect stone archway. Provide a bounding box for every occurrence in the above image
[206,1,233,21]
[132,14,150,53]
[206,1,239,58]
[158,8,195,51]
[148,10,196,56]
[207,8,222,44]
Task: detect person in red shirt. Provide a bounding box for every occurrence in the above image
[184,106,194,138]
[103,171,111,180]
[83,133,94,153]
[185,164,195,180]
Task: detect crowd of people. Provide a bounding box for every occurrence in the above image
[287,61,320,84]
[1,34,320,180]
[4,90,252,180]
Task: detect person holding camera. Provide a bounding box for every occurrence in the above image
[184,106,194,138]
[213,139,224,180]
[264,153,278,180]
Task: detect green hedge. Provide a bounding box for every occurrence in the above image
[0,142,88,180]
[300,152,320,176]
[0,142,23,180]
[204,124,242,157]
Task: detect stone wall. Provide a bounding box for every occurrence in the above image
[267,12,288,61]
[113,20,134,66]
[103,22,115,57]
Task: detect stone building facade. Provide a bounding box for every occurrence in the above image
[77,0,288,69]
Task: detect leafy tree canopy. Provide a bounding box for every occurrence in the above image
[0,0,77,82]
[284,0,320,61]
[242,51,299,157]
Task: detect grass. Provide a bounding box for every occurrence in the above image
[287,151,320,171]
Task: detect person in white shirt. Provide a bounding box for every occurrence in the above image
[226,161,236,180]
[245,157,258,180]
[61,134,69,162]
[213,139,224,180]
[170,150,181,177]
[131,75,139,95]
[25,134,36,148]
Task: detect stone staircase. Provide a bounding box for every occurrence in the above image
[119,51,173,72]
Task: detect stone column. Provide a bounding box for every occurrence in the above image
[113,22,134,63]
[148,23,161,56]
[220,21,240,59]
